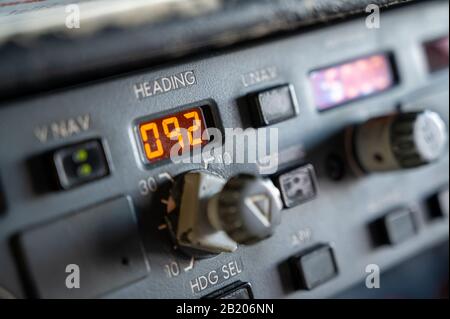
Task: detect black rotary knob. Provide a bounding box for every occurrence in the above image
[208,174,283,245]
[352,111,448,172]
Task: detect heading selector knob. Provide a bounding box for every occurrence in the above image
[208,174,283,245]
[172,171,283,256]
[352,111,448,172]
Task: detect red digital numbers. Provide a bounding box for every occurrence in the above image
[138,107,207,163]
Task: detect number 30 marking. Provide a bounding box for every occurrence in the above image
[138,176,157,195]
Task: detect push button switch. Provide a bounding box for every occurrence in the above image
[203,281,253,299]
[52,140,109,190]
[289,244,338,290]
[370,208,417,246]
[427,187,449,219]
[277,164,318,208]
[249,84,298,127]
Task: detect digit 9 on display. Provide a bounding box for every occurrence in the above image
[137,107,209,164]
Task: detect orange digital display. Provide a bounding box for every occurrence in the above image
[138,107,209,164]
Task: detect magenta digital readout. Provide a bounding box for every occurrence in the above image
[424,35,449,73]
[310,54,395,111]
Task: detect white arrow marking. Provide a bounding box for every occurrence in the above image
[183,257,195,272]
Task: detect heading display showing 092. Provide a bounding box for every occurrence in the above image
[136,106,210,165]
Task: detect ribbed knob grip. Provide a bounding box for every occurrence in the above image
[209,174,282,244]
[353,111,447,172]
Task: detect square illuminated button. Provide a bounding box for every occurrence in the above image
[52,140,109,189]
[371,208,417,246]
[384,210,416,245]
[289,244,338,290]
[278,164,318,208]
[204,281,254,299]
[250,84,298,127]
[427,188,449,219]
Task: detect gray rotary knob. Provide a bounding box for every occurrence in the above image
[208,174,283,245]
[353,111,448,172]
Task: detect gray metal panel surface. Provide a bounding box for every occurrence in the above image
[0,1,448,299]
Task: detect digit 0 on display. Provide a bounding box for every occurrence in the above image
[137,107,209,164]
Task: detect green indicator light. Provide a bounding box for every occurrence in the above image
[77,163,93,177]
[73,149,89,163]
